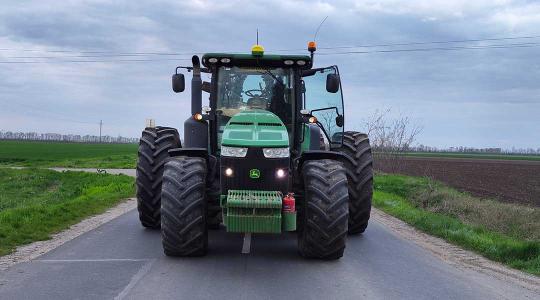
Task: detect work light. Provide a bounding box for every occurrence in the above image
[221,146,248,157]
[263,147,289,158]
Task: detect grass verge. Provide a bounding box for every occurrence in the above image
[0,140,137,168]
[0,168,135,256]
[374,174,540,276]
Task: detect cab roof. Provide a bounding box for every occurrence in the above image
[202,53,312,69]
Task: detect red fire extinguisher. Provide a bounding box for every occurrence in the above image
[283,193,295,213]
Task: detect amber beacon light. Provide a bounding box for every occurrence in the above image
[308,41,317,52]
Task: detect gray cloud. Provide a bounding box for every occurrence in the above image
[0,0,539,149]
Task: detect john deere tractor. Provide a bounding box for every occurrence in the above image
[136,42,373,259]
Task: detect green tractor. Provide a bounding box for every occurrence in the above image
[136,42,373,259]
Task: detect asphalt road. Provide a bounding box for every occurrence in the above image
[0,169,538,299]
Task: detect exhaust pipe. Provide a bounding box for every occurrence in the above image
[183,55,208,148]
[191,55,202,115]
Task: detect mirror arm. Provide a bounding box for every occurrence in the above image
[310,106,341,117]
[314,121,332,147]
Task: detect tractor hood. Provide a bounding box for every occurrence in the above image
[221,110,289,147]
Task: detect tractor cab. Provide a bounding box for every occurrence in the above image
[136,42,373,259]
[173,44,345,154]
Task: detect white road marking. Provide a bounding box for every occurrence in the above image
[114,259,156,300]
[241,233,252,254]
[35,259,150,263]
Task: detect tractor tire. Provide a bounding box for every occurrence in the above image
[337,131,373,234]
[161,157,208,256]
[298,159,349,260]
[136,126,181,228]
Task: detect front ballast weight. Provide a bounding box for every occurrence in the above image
[220,190,297,233]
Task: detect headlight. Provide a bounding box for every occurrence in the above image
[221,146,248,157]
[263,147,289,158]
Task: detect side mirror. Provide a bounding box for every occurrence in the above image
[326,73,340,93]
[172,73,185,93]
[335,115,344,127]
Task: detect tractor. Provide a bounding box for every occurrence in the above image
[135,42,373,259]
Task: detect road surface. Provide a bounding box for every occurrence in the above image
[0,168,538,299]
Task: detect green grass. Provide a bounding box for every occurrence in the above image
[374,174,540,276]
[0,168,135,256]
[402,151,540,161]
[0,140,138,168]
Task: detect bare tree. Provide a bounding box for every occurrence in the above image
[362,109,423,173]
[318,110,337,137]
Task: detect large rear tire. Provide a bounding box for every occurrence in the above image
[298,159,349,260]
[161,157,208,256]
[337,131,373,234]
[136,126,181,228]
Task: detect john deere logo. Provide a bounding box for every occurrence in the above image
[249,169,260,179]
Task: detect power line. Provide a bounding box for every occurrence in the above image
[0,58,191,64]
[1,34,539,56]
[0,34,539,64]
[293,34,540,51]
[316,42,540,55]
[2,54,194,59]
[1,42,538,64]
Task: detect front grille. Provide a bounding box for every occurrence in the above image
[257,122,282,127]
[220,147,289,194]
[229,122,253,126]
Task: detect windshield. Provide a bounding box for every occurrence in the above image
[216,66,294,141]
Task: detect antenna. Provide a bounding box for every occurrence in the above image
[256,28,259,45]
[313,16,328,42]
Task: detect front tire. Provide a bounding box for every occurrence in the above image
[298,159,349,260]
[337,131,373,234]
[136,126,181,228]
[161,157,208,256]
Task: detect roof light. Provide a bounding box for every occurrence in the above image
[284,60,294,65]
[308,116,317,123]
[208,57,218,63]
[220,58,231,63]
[251,44,264,56]
[296,60,306,66]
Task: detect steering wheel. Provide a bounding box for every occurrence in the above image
[244,89,264,97]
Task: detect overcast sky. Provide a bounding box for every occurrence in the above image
[1,0,539,149]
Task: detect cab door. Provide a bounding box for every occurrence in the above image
[302,66,344,149]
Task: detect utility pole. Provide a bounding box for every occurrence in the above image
[99,120,103,143]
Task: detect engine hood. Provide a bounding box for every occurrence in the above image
[221,110,289,147]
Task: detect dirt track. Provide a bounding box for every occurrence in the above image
[376,157,540,207]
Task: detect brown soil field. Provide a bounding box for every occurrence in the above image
[376,157,540,207]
